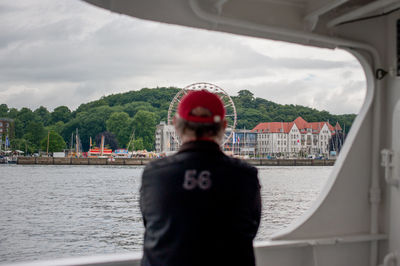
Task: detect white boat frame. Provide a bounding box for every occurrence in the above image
[5,0,400,265]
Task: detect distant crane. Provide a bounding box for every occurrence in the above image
[126,129,135,151]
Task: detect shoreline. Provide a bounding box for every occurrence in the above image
[16,157,335,166]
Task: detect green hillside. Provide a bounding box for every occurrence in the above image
[0,87,356,153]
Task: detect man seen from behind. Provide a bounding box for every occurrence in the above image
[140,89,261,266]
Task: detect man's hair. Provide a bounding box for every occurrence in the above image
[175,117,223,138]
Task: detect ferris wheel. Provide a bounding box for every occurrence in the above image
[167,82,237,145]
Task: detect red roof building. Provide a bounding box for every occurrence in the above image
[252,116,341,158]
[253,116,336,135]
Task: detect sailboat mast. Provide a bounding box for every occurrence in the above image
[100,135,105,156]
[46,130,50,156]
[336,127,338,153]
[127,129,135,151]
[70,132,73,155]
[75,128,79,156]
[343,124,346,144]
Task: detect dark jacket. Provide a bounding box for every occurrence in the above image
[140,140,261,266]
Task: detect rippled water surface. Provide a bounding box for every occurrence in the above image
[0,164,331,263]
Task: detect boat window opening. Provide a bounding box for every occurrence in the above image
[0,0,367,263]
[397,19,400,76]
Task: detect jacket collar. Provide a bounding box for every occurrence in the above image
[178,140,221,154]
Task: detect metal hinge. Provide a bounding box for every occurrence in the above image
[383,252,398,266]
[376,69,388,80]
[381,149,399,187]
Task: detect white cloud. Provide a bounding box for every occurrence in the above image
[0,0,366,114]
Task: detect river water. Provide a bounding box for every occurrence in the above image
[0,164,331,263]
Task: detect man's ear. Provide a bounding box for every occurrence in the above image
[223,119,227,129]
[173,116,182,137]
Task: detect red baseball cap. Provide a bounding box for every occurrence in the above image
[177,90,225,123]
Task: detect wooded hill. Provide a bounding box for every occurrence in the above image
[0,87,356,153]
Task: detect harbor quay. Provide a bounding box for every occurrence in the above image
[16,156,335,166]
[17,157,150,166]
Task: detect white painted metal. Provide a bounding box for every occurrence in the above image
[3,253,142,266]
[6,1,400,265]
[384,2,400,13]
[381,149,399,187]
[383,252,398,266]
[2,234,387,266]
[304,0,349,31]
[384,99,400,265]
[327,0,400,28]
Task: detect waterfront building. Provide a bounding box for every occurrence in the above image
[0,118,14,149]
[252,116,341,158]
[223,129,257,157]
[155,121,180,153]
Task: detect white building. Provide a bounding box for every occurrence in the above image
[252,117,342,158]
[0,118,13,150]
[223,129,257,157]
[155,121,180,153]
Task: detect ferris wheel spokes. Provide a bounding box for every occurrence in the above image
[167,82,237,146]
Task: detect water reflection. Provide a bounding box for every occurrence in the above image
[0,164,330,263]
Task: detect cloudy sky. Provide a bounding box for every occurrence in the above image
[0,0,366,114]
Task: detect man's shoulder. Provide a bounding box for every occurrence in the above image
[144,152,257,175]
[222,156,258,175]
[145,155,181,170]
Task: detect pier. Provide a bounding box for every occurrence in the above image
[16,157,335,166]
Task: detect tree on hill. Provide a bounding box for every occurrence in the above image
[0,86,357,152]
[61,118,81,150]
[62,105,116,150]
[46,121,65,135]
[0,104,8,117]
[23,121,46,151]
[34,106,51,126]
[104,87,179,107]
[40,131,66,153]
[122,101,157,117]
[106,112,133,148]
[51,106,72,123]
[75,98,108,114]
[133,137,145,151]
[16,108,40,136]
[10,138,33,154]
[232,91,356,131]
[132,110,158,151]
[237,90,255,108]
